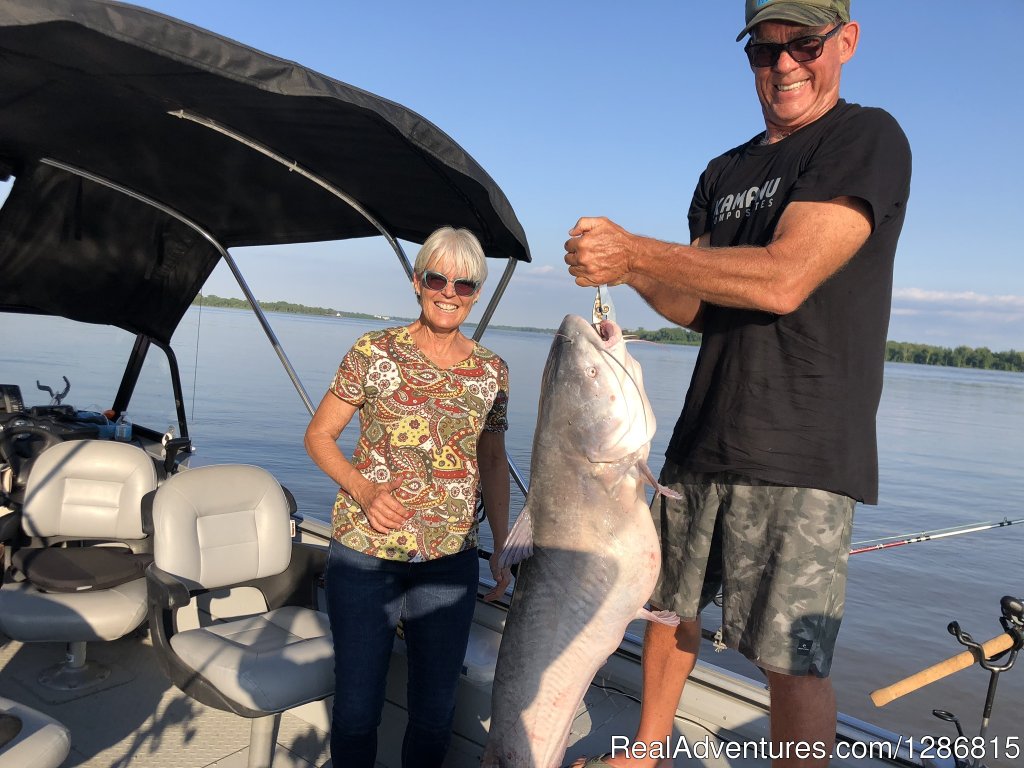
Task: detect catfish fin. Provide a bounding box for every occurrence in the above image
[638,458,682,499]
[635,607,680,626]
[498,505,534,569]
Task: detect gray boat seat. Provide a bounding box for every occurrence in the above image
[146,464,332,768]
[0,440,158,690]
[0,697,71,768]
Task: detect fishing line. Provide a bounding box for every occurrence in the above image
[589,681,732,742]
[190,292,204,423]
[599,335,653,436]
[590,680,641,704]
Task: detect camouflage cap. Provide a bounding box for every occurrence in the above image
[737,0,851,42]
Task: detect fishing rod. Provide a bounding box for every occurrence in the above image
[705,521,1023,662]
[850,517,1024,555]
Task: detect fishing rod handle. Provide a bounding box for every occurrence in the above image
[870,632,1015,707]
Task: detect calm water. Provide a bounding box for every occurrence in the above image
[3,307,1022,761]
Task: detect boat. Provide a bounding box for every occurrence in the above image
[0,1,991,766]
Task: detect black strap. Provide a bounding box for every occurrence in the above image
[12,546,151,592]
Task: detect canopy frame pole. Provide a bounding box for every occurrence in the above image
[169,113,528,493]
[170,109,415,278]
[471,258,518,342]
[45,113,526,489]
[40,158,317,416]
[170,109,516,339]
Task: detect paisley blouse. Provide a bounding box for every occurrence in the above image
[328,326,509,561]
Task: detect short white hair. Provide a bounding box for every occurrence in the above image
[413,226,488,285]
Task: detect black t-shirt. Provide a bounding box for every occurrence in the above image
[666,100,911,504]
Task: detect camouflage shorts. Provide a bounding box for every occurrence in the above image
[650,460,855,677]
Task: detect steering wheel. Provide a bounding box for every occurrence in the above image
[0,423,63,490]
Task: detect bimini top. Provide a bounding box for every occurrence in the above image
[0,0,530,343]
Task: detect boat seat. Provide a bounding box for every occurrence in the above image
[0,440,157,690]
[146,464,332,768]
[12,546,151,592]
[0,697,71,768]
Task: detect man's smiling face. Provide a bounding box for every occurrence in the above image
[751,20,858,136]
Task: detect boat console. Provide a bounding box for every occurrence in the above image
[0,385,23,416]
[0,405,110,441]
[0,381,190,508]
[0,389,112,500]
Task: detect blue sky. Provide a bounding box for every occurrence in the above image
[20,1,1024,349]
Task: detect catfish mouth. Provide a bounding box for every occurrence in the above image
[594,318,622,347]
[556,314,624,349]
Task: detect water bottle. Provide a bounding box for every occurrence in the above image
[114,414,132,442]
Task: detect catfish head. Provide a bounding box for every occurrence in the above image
[535,314,656,463]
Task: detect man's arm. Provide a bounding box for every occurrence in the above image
[626,233,709,331]
[565,196,872,318]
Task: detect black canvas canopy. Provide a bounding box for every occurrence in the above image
[0,0,530,343]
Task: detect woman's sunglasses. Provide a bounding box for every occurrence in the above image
[421,270,480,297]
[744,24,843,69]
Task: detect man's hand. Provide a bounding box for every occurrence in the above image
[564,216,636,287]
[352,478,413,533]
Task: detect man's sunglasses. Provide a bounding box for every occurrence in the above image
[744,24,844,69]
[421,270,480,297]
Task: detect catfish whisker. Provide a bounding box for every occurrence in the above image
[623,337,660,346]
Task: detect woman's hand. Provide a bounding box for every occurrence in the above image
[351,478,413,534]
[305,394,413,534]
[483,549,512,602]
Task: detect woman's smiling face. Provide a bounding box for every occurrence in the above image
[414,260,478,331]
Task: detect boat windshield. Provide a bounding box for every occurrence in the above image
[1,313,182,436]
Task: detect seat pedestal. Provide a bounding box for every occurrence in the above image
[37,641,110,691]
[248,715,282,768]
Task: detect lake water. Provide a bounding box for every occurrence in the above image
[3,307,1022,762]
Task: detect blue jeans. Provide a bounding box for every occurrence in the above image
[325,541,478,768]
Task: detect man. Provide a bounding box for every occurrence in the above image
[563,2,911,766]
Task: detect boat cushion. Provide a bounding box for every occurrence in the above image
[0,577,148,642]
[169,605,333,713]
[22,440,157,540]
[153,464,292,591]
[0,697,70,768]
[12,546,152,592]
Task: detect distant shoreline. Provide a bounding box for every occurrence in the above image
[193,294,1024,373]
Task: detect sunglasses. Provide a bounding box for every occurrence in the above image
[420,270,480,297]
[744,24,844,68]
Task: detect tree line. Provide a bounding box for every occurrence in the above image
[193,295,1021,373]
[626,326,703,345]
[884,342,1024,372]
[626,327,1023,373]
[192,294,403,322]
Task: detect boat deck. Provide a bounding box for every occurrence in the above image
[0,630,330,768]
[0,625,772,768]
[0,510,921,768]
[0,516,916,768]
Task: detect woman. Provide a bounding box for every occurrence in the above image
[305,226,512,768]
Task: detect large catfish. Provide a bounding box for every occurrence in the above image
[482,313,679,768]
